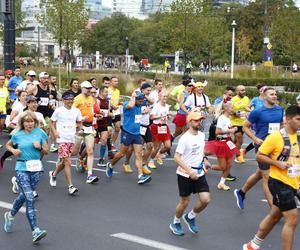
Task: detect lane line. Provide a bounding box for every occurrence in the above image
[111,232,188,250]
[0,201,26,213]
[261,199,300,209]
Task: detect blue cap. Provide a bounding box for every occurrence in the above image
[135,91,145,100]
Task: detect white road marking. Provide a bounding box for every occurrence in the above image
[0,201,26,213]
[162,156,257,161]
[261,199,300,209]
[111,232,188,250]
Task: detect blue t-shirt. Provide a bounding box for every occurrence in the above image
[213,96,223,107]
[122,101,141,135]
[250,96,264,110]
[247,105,284,140]
[8,76,23,100]
[11,128,48,171]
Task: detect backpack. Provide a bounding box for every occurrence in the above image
[276,128,300,161]
[208,117,218,141]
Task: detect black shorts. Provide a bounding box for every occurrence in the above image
[177,174,209,197]
[108,117,113,127]
[234,126,244,135]
[141,125,152,143]
[112,114,121,123]
[97,126,108,133]
[268,177,297,212]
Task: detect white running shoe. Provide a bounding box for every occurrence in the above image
[11,176,19,194]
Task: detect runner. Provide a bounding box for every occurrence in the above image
[234,87,284,209]
[3,111,48,243]
[0,73,9,137]
[243,105,300,250]
[4,69,12,87]
[105,91,152,185]
[7,91,27,130]
[213,86,235,108]
[7,67,23,101]
[72,81,98,184]
[66,78,81,97]
[16,70,38,92]
[230,85,251,163]
[49,92,82,195]
[169,112,211,236]
[48,75,58,152]
[149,79,163,105]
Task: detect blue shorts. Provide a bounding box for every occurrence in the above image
[0,114,6,119]
[121,130,142,146]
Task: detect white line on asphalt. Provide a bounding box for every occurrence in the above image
[0,201,26,213]
[111,232,188,250]
[163,156,257,161]
[261,199,300,209]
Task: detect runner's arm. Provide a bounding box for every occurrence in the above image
[243,120,263,145]
[174,152,197,179]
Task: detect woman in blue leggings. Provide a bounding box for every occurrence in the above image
[3,111,48,243]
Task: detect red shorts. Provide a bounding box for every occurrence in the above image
[172,113,187,127]
[58,143,74,159]
[150,123,171,142]
[205,140,239,158]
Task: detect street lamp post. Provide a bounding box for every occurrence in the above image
[231,20,237,79]
[125,36,129,74]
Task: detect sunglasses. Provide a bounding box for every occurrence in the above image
[187,85,193,87]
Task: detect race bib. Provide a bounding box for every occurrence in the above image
[140,126,147,136]
[226,140,236,150]
[268,123,280,134]
[158,125,167,134]
[135,115,142,124]
[39,97,49,106]
[26,160,42,172]
[57,122,76,134]
[100,109,109,117]
[113,107,120,116]
[0,91,7,98]
[83,125,93,134]
[287,164,300,177]
[49,99,56,106]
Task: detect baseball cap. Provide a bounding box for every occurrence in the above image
[4,70,12,75]
[39,72,49,78]
[81,81,93,89]
[195,82,205,87]
[140,82,151,90]
[187,112,205,122]
[26,96,39,103]
[28,70,36,77]
[296,94,300,101]
[62,92,75,100]
[135,91,145,100]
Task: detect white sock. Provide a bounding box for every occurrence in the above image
[188,210,197,220]
[173,216,180,224]
[88,170,92,176]
[219,177,226,185]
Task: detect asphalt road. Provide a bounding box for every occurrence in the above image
[0,120,299,250]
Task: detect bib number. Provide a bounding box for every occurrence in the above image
[268,123,280,134]
[135,115,142,124]
[113,108,120,116]
[158,125,167,134]
[57,122,76,134]
[39,97,49,106]
[287,165,300,177]
[140,126,147,136]
[100,109,108,117]
[26,160,42,172]
[226,140,236,150]
[49,99,56,106]
[83,126,93,134]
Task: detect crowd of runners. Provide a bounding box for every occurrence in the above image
[0,68,300,249]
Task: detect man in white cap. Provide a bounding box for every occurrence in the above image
[72,81,98,184]
[17,70,39,92]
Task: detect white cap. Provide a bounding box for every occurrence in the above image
[81,81,93,89]
[27,70,36,76]
[39,72,49,78]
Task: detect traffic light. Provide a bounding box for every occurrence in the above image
[1,0,12,14]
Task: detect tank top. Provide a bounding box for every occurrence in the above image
[97,97,109,128]
[49,85,57,116]
[178,91,190,115]
[36,84,50,117]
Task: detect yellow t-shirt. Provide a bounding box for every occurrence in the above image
[108,87,120,107]
[0,87,9,114]
[73,94,94,123]
[4,79,9,88]
[171,84,185,110]
[230,95,250,126]
[259,131,299,190]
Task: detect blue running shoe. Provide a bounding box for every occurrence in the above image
[32,227,47,243]
[137,174,151,184]
[183,214,199,234]
[169,223,184,236]
[234,189,245,209]
[4,211,14,233]
[106,162,113,178]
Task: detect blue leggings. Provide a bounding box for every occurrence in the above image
[11,171,43,231]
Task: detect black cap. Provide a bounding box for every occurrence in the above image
[140,82,151,90]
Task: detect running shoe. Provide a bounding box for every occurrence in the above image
[32,227,47,243]
[156,157,163,165]
[217,183,230,191]
[123,164,133,173]
[33,191,39,199]
[4,211,14,233]
[111,144,117,152]
[235,149,245,163]
[234,189,245,209]
[86,175,99,184]
[137,174,151,184]
[226,174,237,181]
[148,160,156,169]
[183,214,199,234]
[49,144,58,153]
[169,222,184,236]
[142,165,151,175]
[49,171,57,187]
[243,242,260,250]
[106,162,113,178]
[97,159,106,167]
[11,176,19,194]
[68,186,78,195]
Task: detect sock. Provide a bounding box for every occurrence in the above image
[99,144,106,159]
[251,235,264,249]
[245,143,255,153]
[88,170,92,176]
[107,137,112,152]
[219,177,226,184]
[188,210,197,220]
[173,216,180,224]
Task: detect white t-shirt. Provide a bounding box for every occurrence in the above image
[149,90,159,105]
[17,80,39,91]
[216,114,232,139]
[184,93,211,111]
[151,102,169,124]
[11,101,26,114]
[140,105,150,126]
[51,106,82,143]
[175,131,206,178]
[12,111,46,127]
